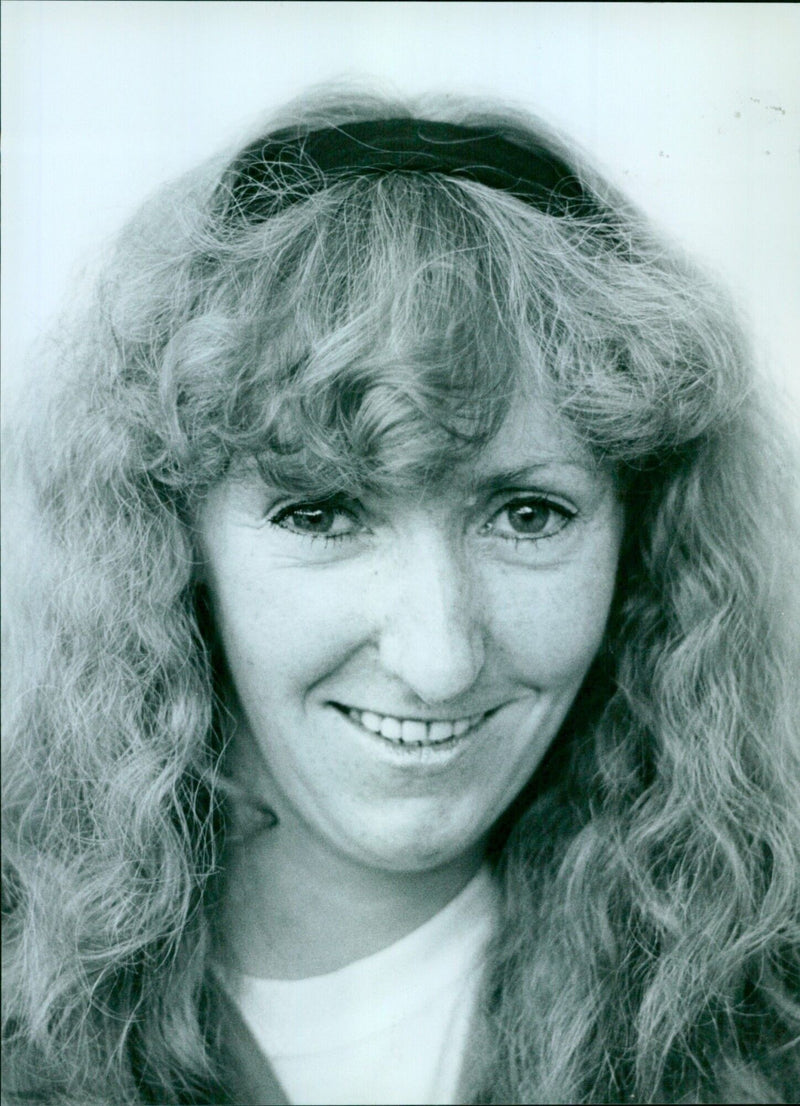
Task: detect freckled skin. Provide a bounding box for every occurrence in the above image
[200,401,623,869]
[198,399,624,975]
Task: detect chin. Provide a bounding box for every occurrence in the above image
[338,811,488,875]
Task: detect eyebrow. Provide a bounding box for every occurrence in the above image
[466,460,600,495]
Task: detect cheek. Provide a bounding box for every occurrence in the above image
[486,551,618,686]
[208,560,368,691]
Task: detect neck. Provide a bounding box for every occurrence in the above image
[216,816,485,980]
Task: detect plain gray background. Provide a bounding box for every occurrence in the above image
[2,1,799,412]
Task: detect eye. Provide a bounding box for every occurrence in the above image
[269,499,360,540]
[486,496,575,541]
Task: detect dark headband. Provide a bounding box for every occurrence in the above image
[222,118,603,223]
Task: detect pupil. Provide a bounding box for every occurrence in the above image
[509,503,549,533]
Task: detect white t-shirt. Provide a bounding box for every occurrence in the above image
[225,866,498,1106]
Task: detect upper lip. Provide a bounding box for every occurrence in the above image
[330,702,501,722]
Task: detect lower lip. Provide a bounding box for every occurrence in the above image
[332,706,489,766]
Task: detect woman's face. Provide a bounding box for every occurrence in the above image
[197,395,624,877]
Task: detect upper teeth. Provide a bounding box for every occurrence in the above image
[346,708,484,744]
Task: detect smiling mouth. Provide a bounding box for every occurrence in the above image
[332,704,491,747]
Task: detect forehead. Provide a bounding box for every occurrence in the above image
[336,390,616,517]
[448,390,608,492]
[475,393,592,469]
[212,351,609,507]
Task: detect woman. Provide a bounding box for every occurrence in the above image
[3,88,799,1105]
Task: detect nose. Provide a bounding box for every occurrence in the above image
[376,527,485,705]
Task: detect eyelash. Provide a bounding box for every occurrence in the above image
[268,495,577,547]
[268,499,360,542]
[486,498,577,545]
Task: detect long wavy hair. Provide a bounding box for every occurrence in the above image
[4,87,799,1104]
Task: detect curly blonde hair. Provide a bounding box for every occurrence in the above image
[4,87,799,1104]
